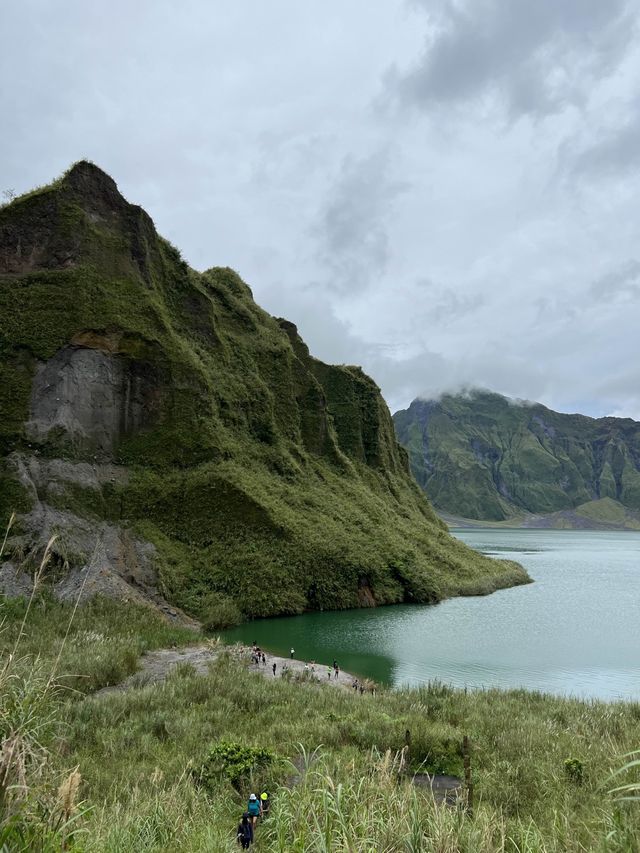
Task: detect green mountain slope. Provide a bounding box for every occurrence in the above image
[0,164,527,624]
[393,390,640,523]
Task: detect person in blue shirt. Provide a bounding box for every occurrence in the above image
[247,793,261,826]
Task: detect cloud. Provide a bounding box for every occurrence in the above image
[413,281,485,326]
[590,260,640,301]
[2,0,640,421]
[384,0,636,119]
[571,106,640,180]
[314,150,408,294]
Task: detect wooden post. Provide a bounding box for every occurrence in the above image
[462,735,473,816]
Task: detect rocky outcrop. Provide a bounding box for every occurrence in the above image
[0,163,529,622]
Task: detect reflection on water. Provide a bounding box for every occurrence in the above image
[223,529,640,701]
[223,609,398,684]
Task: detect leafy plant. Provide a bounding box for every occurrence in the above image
[195,741,276,791]
[564,757,584,784]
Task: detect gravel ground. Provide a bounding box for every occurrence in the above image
[93,642,366,698]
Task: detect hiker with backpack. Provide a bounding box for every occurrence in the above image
[236,812,253,848]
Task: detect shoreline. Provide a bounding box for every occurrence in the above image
[239,643,376,692]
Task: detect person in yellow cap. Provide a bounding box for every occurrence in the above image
[260,791,270,818]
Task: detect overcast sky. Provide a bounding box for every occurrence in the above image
[2,0,640,418]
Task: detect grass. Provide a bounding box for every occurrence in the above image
[0,595,198,695]
[1,594,639,851]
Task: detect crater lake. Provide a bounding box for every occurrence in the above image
[222,529,640,700]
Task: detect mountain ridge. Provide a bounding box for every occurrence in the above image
[393,389,640,524]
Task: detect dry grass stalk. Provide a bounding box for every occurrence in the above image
[0,733,28,801]
[47,536,99,688]
[57,766,81,820]
[6,535,58,671]
[0,512,15,561]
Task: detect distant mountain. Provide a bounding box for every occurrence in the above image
[393,390,640,525]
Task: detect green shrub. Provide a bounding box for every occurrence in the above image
[198,593,242,631]
[564,757,584,784]
[195,741,276,792]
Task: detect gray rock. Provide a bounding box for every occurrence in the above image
[25,345,160,455]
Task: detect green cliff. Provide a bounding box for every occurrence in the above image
[0,164,527,624]
[394,390,640,524]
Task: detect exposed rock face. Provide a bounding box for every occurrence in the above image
[2,452,194,623]
[27,345,160,455]
[394,390,640,522]
[0,163,528,621]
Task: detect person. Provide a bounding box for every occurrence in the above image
[247,793,261,826]
[262,653,266,666]
[260,791,270,818]
[290,648,295,659]
[334,665,340,680]
[236,812,253,848]
[272,661,277,676]
[327,667,332,679]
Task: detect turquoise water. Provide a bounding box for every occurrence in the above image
[222,529,640,700]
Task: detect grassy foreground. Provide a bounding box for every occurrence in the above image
[1,596,639,852]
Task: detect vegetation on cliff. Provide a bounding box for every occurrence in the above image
[0,164,527,624]
[394,390,640,524]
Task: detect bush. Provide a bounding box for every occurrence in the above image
[564,757,584,784]
[195,741,276,792]
[198,593,242,631]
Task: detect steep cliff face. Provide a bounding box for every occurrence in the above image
[394,390,640,523]
[0,164,528,623]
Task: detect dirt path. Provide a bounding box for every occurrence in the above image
[94,642,366,698]
[93,644,461,803]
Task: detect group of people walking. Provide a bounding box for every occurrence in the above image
[352,677,375,695]
[248,642,375,694]
[250,645,266,666]
[236,792,270,848]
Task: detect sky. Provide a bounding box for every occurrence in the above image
[2,0,640,419]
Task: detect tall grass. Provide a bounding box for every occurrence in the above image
[609,750,640,802]
[0,538,88,849]
[0,517,198,849]
[1,591,638,851]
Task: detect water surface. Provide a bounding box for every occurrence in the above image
[223,529,640,700]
